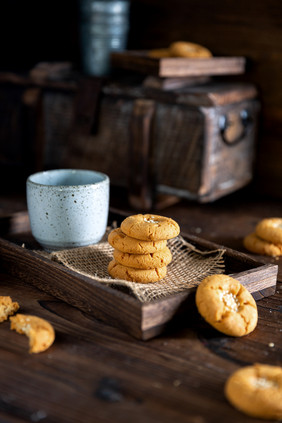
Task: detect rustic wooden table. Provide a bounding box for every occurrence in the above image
[0,187,281,423]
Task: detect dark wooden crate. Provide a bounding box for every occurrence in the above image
[0,211,277,340]
[0,69,260,207]
[64,79,260,206]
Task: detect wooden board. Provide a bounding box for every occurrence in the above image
[0,211,277,340]
[111,51,246,77]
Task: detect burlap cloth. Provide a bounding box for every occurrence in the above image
[46,226,226,303]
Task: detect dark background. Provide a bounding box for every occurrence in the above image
[0,0,282,197]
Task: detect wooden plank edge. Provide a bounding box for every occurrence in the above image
[0,237,144,339]
[159,59,245,77]
[0,211,30,235]
[0,227,278,341]
[111,52,246,77]
[230,263,278,300]
[140,263,278,340]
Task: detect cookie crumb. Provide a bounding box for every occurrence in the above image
[0,296,20,322]
[173,379,181,387]
[30,409,47,422]
[153,382,162,389]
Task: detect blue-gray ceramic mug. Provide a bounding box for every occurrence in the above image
[26,169,110,251]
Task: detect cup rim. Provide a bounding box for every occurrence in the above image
[26,169,109,188]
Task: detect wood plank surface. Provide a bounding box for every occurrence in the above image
[0,212,277,340]
[0,269,280,423]
[0,236,143,340]
[0,189,281,422]
[111,51,246,77]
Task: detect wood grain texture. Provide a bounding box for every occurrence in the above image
[0,237,143,339]
[129,98,156,210]
[127,0,282,197]
[0,0,282,197]
[0,191,281,422]
[0,270,280,423]
[64,79,259,203]
[0,72,259,204]
[0,212,277,340]
[111,52,246,77]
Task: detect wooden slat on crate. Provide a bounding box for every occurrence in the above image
[111,51,246,77]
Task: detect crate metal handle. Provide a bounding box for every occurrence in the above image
[219,109,252,145]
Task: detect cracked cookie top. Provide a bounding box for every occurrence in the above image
[195,274,258,337]
[120,214,180,241]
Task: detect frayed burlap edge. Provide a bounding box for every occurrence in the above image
[43,226,226,303]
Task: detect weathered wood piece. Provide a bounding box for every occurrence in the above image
[111,51,246,77]
[70,76,103,136]
[129,99,156,210]
[0,269,280,423]
[0,213,277,340]
[0,69,260,204]
[0,192,281,422]
[143,75,211,90]
[64,80,260,204]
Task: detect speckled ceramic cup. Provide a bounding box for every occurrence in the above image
[26,169,110,251]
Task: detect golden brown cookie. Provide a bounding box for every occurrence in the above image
[120,214,180,241]
[195,274,258,336]
[225,364,282,420]
[10,314,55,353]
[108,259,167,283]
[148,48,171,58]
[243,232,282,257]
[113,246,172,269]
[0,296,19,322]
[255,218,282,245]
[169,41,212,58]
[108,228,167,254]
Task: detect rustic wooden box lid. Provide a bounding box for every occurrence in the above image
[111,50,246,78]
[100,77,258,109]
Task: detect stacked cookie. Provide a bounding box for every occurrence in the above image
[108,214,180,283]
[148,41,212,59]
[243,217,282,257]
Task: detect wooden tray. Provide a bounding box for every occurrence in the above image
[111,51,246,78]
[0,211,277,340]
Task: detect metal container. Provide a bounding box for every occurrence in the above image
[79,0,130,76]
